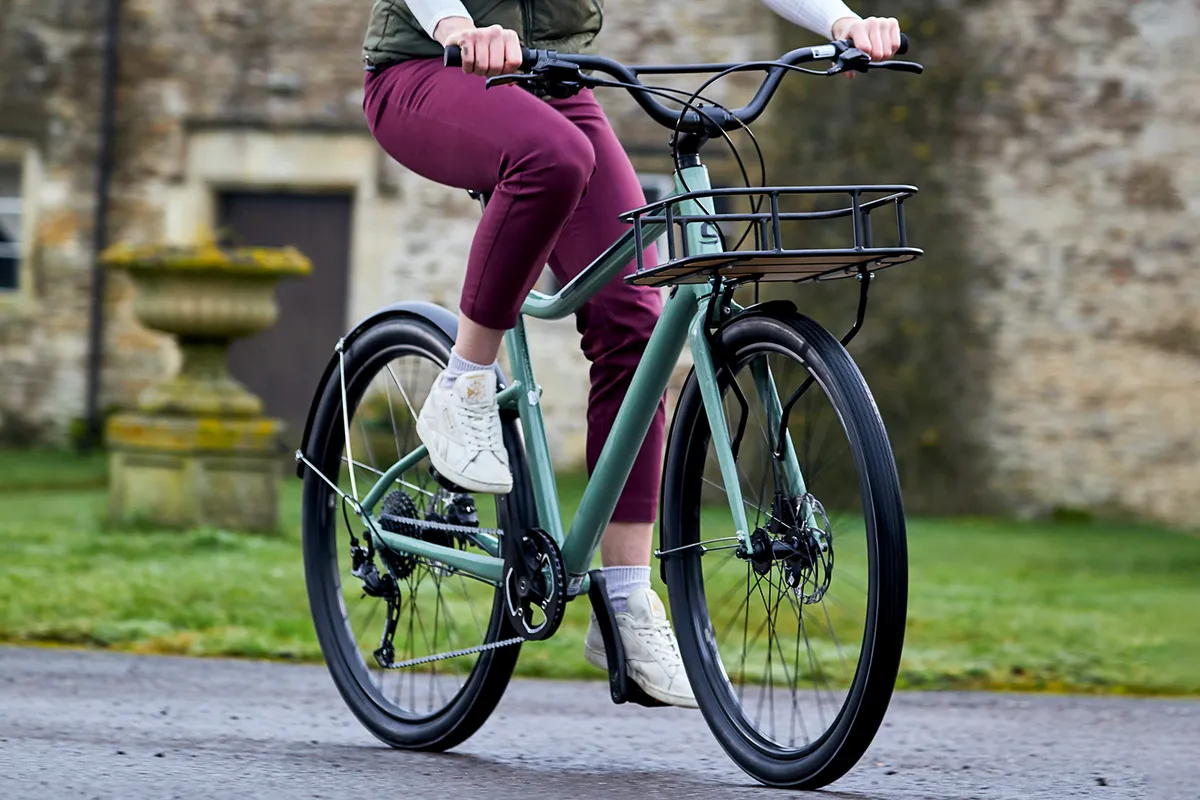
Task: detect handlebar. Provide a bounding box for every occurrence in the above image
[443,35,919,134]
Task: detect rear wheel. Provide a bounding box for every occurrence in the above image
[661,309,907,788]
[301,314,535,750]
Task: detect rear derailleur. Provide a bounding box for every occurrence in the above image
[351,486,482,668]
[348,532,403,669]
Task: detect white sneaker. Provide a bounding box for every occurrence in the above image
[584,587,698,708]
[415,369,513,494]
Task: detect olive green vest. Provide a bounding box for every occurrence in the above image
[363,0,604,68]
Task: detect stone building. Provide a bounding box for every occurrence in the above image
[0,1,1197,528]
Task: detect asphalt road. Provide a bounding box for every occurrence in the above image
[0,646,1194,799]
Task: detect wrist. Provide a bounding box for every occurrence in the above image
[830,16,860,40]
[433,16,474,46]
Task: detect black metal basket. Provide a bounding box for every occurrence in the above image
[622,185,922,287]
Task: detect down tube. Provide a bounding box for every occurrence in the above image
[560,285,700,579]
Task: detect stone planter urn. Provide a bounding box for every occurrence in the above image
[101,243,311,533]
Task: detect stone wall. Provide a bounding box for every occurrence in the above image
[967,0,1200,526]
[0,0,773,465]
[2,0,1196,527]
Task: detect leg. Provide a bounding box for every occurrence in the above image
[364,60,597,493]
[364,59,598,348]
[546,91,666,565]
[550,92,696,708]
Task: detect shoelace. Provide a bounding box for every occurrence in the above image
[459,402,505,457]
[634,617,682,661]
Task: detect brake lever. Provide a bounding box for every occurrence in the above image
[485,73,538,90]
[868,60,924,75]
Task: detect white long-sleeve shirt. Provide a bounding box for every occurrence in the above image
[408,0,861,41]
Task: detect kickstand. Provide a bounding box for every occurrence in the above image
[587,569,666,708]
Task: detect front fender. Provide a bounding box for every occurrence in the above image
[294,301,510,478]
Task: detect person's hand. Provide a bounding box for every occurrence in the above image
[830,16,902,61]
[434,18,522,77]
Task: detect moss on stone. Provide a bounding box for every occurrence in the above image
[100,242,312,276]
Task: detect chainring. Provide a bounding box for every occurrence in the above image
[502,528,566,642]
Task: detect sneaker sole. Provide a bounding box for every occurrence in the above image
[415,419,513,495]
[583,643,698,709]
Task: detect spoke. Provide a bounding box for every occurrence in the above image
[406,572,418,711]
[702,476,782,529]
[357,414,378,472]
[716,566,757,651]
[457,574,485,637]
[759,570,806,748]
[384,372,404,463]
[753,567,794,744]
[821,597,850,678]
[356,598,381,648]
[799,609,829,731]
[385,362,418,421]
[708,559,755,630]
[753,449,771,531]
[793,595,809,745]
[765,567,776,740]
[435,572,472,691]
[737,562,751,704]
[430,570,445,712]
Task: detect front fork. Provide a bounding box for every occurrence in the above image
[687,301,814,546]
[674,165,812,545]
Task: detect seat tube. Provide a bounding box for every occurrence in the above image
[505,317,565,545]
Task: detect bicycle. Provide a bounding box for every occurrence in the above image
[296,37,924,789]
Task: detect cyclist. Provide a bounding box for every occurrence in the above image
[362,0,903,708]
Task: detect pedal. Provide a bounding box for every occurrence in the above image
[587,569,667,708]
[429,465,466,494]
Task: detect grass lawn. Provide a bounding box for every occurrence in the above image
[0,451,1197,695]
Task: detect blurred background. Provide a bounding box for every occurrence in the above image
[0,0,1196,696]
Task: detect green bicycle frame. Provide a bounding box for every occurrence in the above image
[357,161,806,593]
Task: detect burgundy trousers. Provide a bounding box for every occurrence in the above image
[364,59,664,522]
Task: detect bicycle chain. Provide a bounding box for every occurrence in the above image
[376,513,504,541]
[381,636,525,670]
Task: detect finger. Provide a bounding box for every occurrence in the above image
[482,31,500,76]
[890,20,903,57]
[460,34,477,74]
[488,27,509,76]
[503,30,522,73]
[867,20,885,60]
[875,20,891,60]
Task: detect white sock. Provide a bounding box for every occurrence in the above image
[604,565,651,614]
[443,349,495,388]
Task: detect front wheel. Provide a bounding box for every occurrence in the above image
[660,309,907,789]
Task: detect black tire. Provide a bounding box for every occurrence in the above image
[660,308,907,789]
[301,314,535,751]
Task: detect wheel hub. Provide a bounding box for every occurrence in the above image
[739,492,834,604]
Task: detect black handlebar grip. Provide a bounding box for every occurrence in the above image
[443,44,539,70]
[897,33,909,56]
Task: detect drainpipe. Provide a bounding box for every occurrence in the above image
[82,0,122,452]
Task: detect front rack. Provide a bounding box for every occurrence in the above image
[622,185,922,287]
